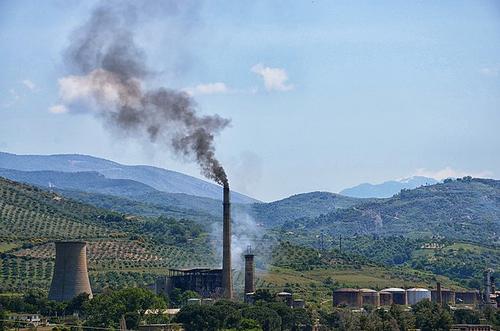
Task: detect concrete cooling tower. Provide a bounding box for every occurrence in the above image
[48,241,93,302]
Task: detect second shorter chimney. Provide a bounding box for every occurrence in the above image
[244,248,255,294]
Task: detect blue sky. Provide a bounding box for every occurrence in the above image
[1,1,499,201]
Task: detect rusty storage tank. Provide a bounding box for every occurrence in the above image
[381,288,407,305]
[432,288,455,305]
[48,241,93,302]
[455,291,479,305]
[379,291,393,306]
[333,288,361,307]
[406,288,431,305]
[360,289,380,307]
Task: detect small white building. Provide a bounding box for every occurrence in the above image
[8,313,43,327]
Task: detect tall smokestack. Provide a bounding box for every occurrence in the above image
[48,241,93,302]
[222,184,232,299]
[244,248,255,294]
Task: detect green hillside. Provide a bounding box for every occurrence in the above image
[0,177,466,304]
[284,177,500,244]
[0,177,215,292]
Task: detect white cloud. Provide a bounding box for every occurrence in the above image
[51,69,141,114]
[22,79,36,91]
[251,63,294,91]
[480,66,500,77]
[414,166,492,180]
[184,82,229,96]
[49,104,68,114]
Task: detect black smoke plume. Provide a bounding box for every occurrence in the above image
[64,1,229,186]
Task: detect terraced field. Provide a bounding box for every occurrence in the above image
[0,178,216,292]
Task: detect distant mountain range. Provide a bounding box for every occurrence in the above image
[340,176,439,198]
[0,152,258,204]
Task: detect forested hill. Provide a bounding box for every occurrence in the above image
[282,177,500,245]
[247,191,376,226]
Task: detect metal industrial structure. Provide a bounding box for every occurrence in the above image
[155,185,233,299]
[332,288,362,307]
[379,291,393,306]
[222,184,232,299]
[360,289,380,306]
[244,247,255,295]
[382,288,407,305]
[48,241,93,302]
[156,269,223,298]
[406,288,431,305]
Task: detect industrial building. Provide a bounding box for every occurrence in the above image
[156,268,223,298]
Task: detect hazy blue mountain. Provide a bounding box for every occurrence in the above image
[339,176,438,198]
[0,152,258,203]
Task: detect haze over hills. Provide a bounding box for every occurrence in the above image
[0,152,258,204]
[288,177,500,244]
[340,176,439,198]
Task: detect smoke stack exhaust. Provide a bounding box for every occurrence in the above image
[244,248,255,294]
[48,241,93,302]
[222,184,232,299]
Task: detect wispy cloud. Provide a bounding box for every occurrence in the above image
[49,104,68,114]
[251,63,294,91]
[183,82,229,96]
[480,66,500,77]
[414,166,492,180]
[22,79,36,91]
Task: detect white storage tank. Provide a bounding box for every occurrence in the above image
[406,288,431,305]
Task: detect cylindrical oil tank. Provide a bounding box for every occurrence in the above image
[360,289,380,307]
[406,288,431,305]
[381,288,407,305]
[379,291,393,306]
[276,292,293,307]
[432,288,455,304]
[333,288,361,308]
[48,241,93,302]
[455,291,479,305]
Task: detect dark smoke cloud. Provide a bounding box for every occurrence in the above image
[64,1,229,186]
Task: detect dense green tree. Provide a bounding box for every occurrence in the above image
[291,308,313,331]
[241,305,281,331]
[174,305,222,331]
[265,302,294,330]
[253,289,275,303]
[453,309,480,324]
[0,307,9,331]
[413,300,453,331]
[389,304,415,331]
[83,287,166,329]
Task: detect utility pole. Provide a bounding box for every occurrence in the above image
[339,235,342,254]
